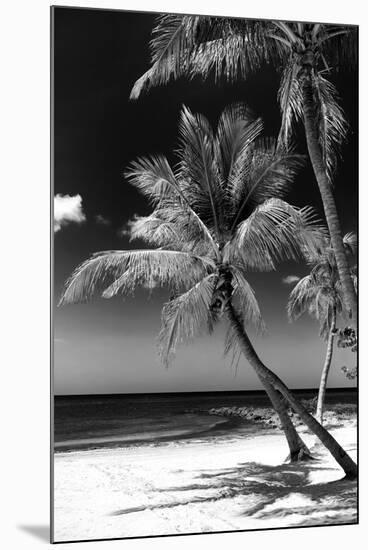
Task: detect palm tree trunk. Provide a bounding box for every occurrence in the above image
[301,65,357,330]
[260,379,311,461]
[226,301,357,479]
[316,307,337,425]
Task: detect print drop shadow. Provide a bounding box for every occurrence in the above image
[111,459,357,525]
[17,524,50,543]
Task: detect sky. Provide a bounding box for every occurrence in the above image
[53,7,358,395]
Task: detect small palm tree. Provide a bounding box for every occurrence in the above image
[130,16,358,329]
[288,233,357,425]
[60,104,356,477]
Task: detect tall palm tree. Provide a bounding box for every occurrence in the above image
[287,233,357,424]
[59,104,356,477]
[130,16,358,329]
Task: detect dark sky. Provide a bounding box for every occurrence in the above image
[53,7,358,395]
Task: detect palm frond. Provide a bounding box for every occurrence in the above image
[277,60,303,147]
[127,214,181,247]
[158,274,217,366]
[124,155,178,205]
[267,33,292,49]
[125,151,220,258]
[351,266,357,293]
[230,138,305,227]
[189,32,259,82]
[129,207,218,259]
[312,72,349,181]
[287,274,317,321]
[230,265,265,333]
[130,16,285,98]
[287,229,354,335]
[224,314,243,370]
[272,21,302,46]
[178,106,222,238]
[215,103,263,184]
[321,25,358,71]
[130,14,199,99]
[189,19,283,82]
[59,249,214,304]
[130,66,157,101]
[233,199,325,270]
[302,230,356,267]
[343,232,357,255]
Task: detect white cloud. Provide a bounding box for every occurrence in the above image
[95,214,111,226]
[282,275,301,285]
[54,194,86,232]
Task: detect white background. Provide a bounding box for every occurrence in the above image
[1,0,366,548]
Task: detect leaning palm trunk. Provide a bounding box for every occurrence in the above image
[316,307,337,425]
[226,301,357,479]
[262,379,311,461]
[301,61,357,330]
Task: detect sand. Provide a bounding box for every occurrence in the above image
[53,421,357,543]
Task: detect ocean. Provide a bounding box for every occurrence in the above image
[54,389,357,453]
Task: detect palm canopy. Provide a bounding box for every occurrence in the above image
[60,104,326,365]
[131,17,356,183]
[287,232,357,338]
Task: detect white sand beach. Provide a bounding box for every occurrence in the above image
[53,419,357,543]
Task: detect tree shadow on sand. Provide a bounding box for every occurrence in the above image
[111,459,357,526]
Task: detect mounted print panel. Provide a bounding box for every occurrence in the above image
[51,6,358,544]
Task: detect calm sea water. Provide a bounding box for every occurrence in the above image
[54,389,356,453]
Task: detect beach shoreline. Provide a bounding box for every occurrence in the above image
[54,415,235,452]
[53,413,357,543]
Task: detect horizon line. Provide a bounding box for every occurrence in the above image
[54,386,357,399]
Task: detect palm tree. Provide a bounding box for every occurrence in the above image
[59,104,356,477]
[130,16,358,329]
[287,233,357,424]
